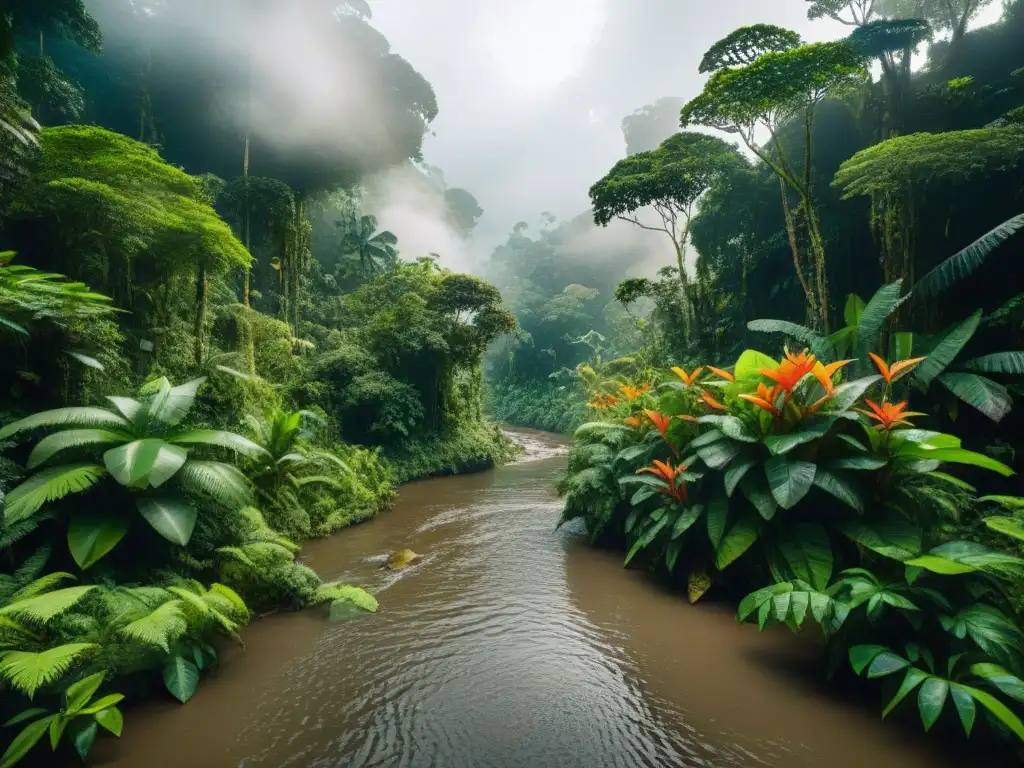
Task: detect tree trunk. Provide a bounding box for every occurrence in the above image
[194,263,208,368]
[779,176,817,328]
[242,132,252,307]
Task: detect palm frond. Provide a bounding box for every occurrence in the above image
[169,430,269,459]
[963,352,1024,376]
[8,573,76,603]
[0,408,129,441]
[177,461,252,509]
[117,600,187,652]
[0,586,96,625]
[0,643,97,699]
[26,430,130,469]
[3,464,107,524]
[913,213,1024,297]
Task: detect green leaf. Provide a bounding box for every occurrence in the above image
[962,684,1024,741]
[4,464,107,525]
[867,652,910,679]
[690,429,725,449]
[320,584,378,614]
[162,655,200,704]
[913,311,981,388]
[63,672,105,714]
[103,439,188,489]
[937,372,1012,423]
[48,713,67,750]
[844,293,865,328]
[918,677,949,731]
[624,516,670,565]
[778,524,833,591]
[949,684,977,736]
[2,709,47,728]
[724,457,756,497]
[882,667,928,718]
[764,457,816,510]
[26,430,129,470]
[0,586,96,624]
[79,693,125,714]
[811,468,865,512]
[67,512,131,570]
[985,516,1024,542]
[826,375,882,412]
[850,644,890,675]
[148,378,206,426]
[696,415,758,442]
[838,434,867,452]
[176,461,252,509]
[70,720,97,760]
[619,475,669,492]
[764,418,833,455]
[696,439,742,469]
[839,520,922,561]
[169,430,269,459]
[963,351,1024,375]
[734,349,778,380]
[65,351,104,371]
[910,540,1024,577]
[746,320,831,360]
[0,716,53,768]
[94,706,123,736]
[827,456,887,470]
[856,280,903,359]
[672,505,703,539]
[893,331,913,361]
[665,540,682,572]
[707,488,728,548]
[714,515,759,570]
[119,601,187,652]
[0,408,129,441]
[630,487,656,506]
[136,496,197,545]
[912,213,1024,297]
[970,663,1024,704]
[0,644,97,698]
[905,554,975,575]
[898,445,1014,476]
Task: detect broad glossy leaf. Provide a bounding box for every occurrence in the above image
[630,487,656,506]
[856,280,903,360]
[764,457,816,510]
[68,512,131,569]
[724,457,756,497]
[148,378,206,426]
[26,430,128,470]
[984,516,1024,542]
[962,684,1024,741]
[624,516,669,566]
[137,496,198,545]
[826,375,882,412]
[104,439,188,488]
[949,684,977,736]
[169,430,269,459]
[672,505,703,539]
[734,349,778,380]
[844,293,865,328]
[849,644,890,675]
[778,524,832,591]
[163,655,200,704]
[951,605,1024,669]
[71,720,97,760]
[970,663,1024,704]
[913,213,1024,297]
[747,319,831,360]
[964,351,1024,375]
[918,677,949,731]
[914,311,981,387]
[697,415,758,442]
[714,516,759,570]
[883,667,928,718]
[697,439,742,470]
[739,472,777,520]
[937,372,1012,423]
[0,407,129,441]
[893,331,913,361]
[94,705,123,737]
[64,672,105,714]
[706,488,728,548]
[897,445,1013,476]
[909,540,1024,576]
[812,468,865,512]
[0,716,53,768]
[827,456,887,470]
[764,418,833,455]
[867,652,910,679]
[690,429,725,449]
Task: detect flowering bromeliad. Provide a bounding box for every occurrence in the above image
[739,348,852,418]
[671,367,703,387]
[868,353,926,384]
[620,384,651,401]
[856,400,925,431]
[637,460,688,503]
[586,393,618,410]
[739,382,782,416]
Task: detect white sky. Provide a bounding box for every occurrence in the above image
[371,0,1007,255]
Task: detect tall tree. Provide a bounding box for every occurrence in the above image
[338,214,399,278]
[682,40,868,330]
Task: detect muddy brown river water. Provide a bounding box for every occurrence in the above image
[95,430,985,768]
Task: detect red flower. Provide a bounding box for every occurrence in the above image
[637,459,689,503]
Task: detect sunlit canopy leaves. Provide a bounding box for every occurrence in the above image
[698,24,802,74]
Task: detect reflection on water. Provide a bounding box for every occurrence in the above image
[96,430,978,768]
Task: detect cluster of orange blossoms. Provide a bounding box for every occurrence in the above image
[585,393,619,410]
[856,400,926,430]
[620,384,651,401]
[735,348,853,417]
[637,459,689,503]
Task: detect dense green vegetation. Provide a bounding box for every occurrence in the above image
[540,0,1024,756]
[0,2,516,764]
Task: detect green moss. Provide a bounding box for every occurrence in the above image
[387,421,521,484]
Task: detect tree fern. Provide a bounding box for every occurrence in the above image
[0,587,96,626]
[117,600,187,652]
[0,409,129,441]
[0,643,97,698]
[3,464,107,524]
[913,213,1024,298]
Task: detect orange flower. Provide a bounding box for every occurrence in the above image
[671,367,704,387]
[678,414,699,423]
[707,365,735,382]
[807,359,854,413]
[855,399,926,430]
[868,353,926,384]
[637,459,689,503]
[644,409,672,438]
[620,384,652,401]
[701,391,727,411]
[760,348,817,394]
[739,382,781,416]
[623,414,646,428]
[586,393,618,409]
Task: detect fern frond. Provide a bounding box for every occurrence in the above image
[0,408,129,441]
[9,572,76,603]
[311,583,378,612]
[177,461,252,509]
[117,600,187,652]
[0,643,97,698]
[0,512,54,549]
[309,450,352,475]
[0,586,95,625]
[216,546,257,569]
[4,464,107,524]
[12,546,52,585]
[292,474,346,491]
[209,584,249,621]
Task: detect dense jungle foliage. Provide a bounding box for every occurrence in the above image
[524,0,1024,756]
[0,2,516,764]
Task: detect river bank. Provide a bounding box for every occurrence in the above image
[85,429,1002,768]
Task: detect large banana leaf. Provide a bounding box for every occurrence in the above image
[0,408,129,440]
[964,352,1024,375]
[103,439,188,489]
[855,280,903,366]
[912,213,1024,298]
[912,311,981,387]
[67,512,131,569]
[937,372,1012,422]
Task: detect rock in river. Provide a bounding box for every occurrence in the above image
[385,549,422,570]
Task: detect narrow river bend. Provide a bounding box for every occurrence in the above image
[97,430,972,768]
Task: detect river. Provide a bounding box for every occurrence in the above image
[95,429,987,767]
